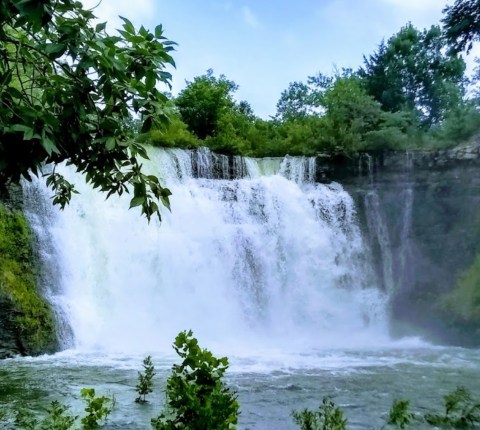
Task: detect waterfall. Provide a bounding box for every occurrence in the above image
[362,151,416,299]
[23,148,389,354]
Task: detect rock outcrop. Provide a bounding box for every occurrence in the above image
[0,184,57,358]
[326,137,480,346]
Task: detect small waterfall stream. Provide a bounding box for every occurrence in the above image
[23,148,389,354]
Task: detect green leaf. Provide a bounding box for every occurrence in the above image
[45,43,66,55]
[154,24,163,38]
[106,137,116,150]
[141,116,153,133]
[129,196,144,208]
[95,22,107,33]
[120,16,135,34]
[41,132,60,155]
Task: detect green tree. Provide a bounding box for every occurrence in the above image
[206,101,258,155]
[320,76,383,152]
[275,81,318,122]
[175,69,238,139]
[361,24,466,127]
[0,0,175,220]
[443,0,480,53]
[135,355,156,403]
[151,330,239,430]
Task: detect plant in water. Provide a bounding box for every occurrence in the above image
[80,388,112,429]
[292,397,347,430]
[136,355,156,403]
[41,401,76,430]
[424,386,480,429]
[387,399,414,429]
[14,409,38,430]
[13,400,76,430]
[151,330,239,430]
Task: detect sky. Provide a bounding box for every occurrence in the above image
[82,0,475,118]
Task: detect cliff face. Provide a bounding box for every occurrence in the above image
[0,184,57,358]
[324,141,480,346]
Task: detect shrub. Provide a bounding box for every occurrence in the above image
[151,330,239,430]
[387,399,414,429]
[80,388,112,429]
[136,355,156,403]
[424,386,480,429]
[292,397,347,430]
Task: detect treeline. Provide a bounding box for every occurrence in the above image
[140,7,480,157]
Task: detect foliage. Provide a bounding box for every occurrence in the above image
[205,102,259,155]
[361,24,466,127]
[442,253,480,324]
[9,390,111,430]
[443,0,480,53]
[80,388,112,429]
[151,330,239,430]
[139,113,200,149]
[292,397,347,430]
[387,399,414,429]
[135,355,156,403]
[30,401,75,430]
[0,0,175,221]
[13,401,76,430]
[0,202,56,354]
[275,81,319,122]
[425,386,480,429]
[319,76,383,152]
[428,103,480,148]
[175,69,238,139]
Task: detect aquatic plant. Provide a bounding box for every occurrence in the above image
[292,397,347,430]
[151,330,239,430]
[135,355,156,403]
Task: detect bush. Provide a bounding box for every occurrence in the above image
[135,355,156,403]
[425,386,480,429]
[387,399,414,429]
[139,115,200,149]
[292,397,347,430]
[151,330,239,430]
[80,388,112,429]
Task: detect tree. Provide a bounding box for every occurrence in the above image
[319,75,383,152]
[361,24,466,127]
[175,69,238,139]
[0,0,175,221]
[443,0,480,53]
[275,81,318,122]
[135,355,155,403]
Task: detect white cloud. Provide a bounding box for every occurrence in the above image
[241,5,260,29]
[81,0,158,30]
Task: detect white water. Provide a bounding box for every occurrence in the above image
[23,148,389,356]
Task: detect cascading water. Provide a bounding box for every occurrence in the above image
[23,148,389,355]
[9,148,480,430]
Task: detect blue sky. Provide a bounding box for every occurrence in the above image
[84,0,472,118]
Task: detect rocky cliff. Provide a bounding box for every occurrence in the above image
[324,140,480,346]
[0,184,57,358]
